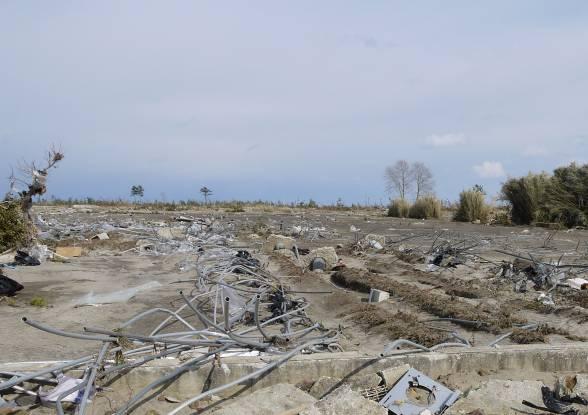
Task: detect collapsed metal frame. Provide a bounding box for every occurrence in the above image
[0,244,339,414]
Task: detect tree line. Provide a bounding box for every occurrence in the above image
[384,160,434,200]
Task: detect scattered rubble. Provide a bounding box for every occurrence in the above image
[1,205,587,414]
[380,368,460,415]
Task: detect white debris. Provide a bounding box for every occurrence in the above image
[368,288,389,303]
[73,281,161,306]
[537,292,555,306]
[568,278,588,290]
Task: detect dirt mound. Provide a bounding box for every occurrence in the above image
[271,253,304,276]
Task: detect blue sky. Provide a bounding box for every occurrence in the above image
[1,1,587,204]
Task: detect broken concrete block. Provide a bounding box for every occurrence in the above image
[301,385,387,415]
[275,248,296,260]
[378,364,410,387]
[210,383,316,415]
[348,373,382,391]
[447,380,544,415]
[365,234,385,250]
[263,235,296,253]
[188,223,205,235]
[303,247,338,270]
[91,232,109,240]
[368,288,389,303]
[309,377,342,399]
[171,227,186,239]
[55,247,82,258]
[157,227,185,241]
[157,228,174,241]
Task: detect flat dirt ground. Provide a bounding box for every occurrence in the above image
[1,205,587,363]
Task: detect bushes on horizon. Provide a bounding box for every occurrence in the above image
[501,173,549,225]
[454,188,489,223]
[387,199,410,218]
[408,196,442,219]
[501,163,588,228]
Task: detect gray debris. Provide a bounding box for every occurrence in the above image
[301,385,387,415]
[380,368,460,415]
[368,288,390,303]
[309,377,342,399]
[210,384,316,415]
[347,373,382,392]
[447,380,543,415]
[378,364,411,387]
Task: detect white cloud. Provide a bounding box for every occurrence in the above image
[426,133,466,147]
[473,161,506,178]
[521,145,548,157]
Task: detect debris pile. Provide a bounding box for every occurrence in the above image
[0,220,340,414]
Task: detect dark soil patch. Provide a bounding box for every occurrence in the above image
[341,305,447,347]
[332,268,525,333]
[445,289,480,299]
[367,256,496,298]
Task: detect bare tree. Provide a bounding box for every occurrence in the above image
[6,146,64,244]
[130,185,144,203]
[200,186,212,204]
[411,162,434,199]
[384,160,413,200]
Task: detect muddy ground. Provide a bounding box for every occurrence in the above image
[1,205,586,363]
[1,205,588,415]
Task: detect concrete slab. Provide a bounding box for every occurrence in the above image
[301,385,387,415]
[210,384,316,415]
[448,380,544,415]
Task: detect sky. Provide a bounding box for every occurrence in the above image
[1,1,588,205]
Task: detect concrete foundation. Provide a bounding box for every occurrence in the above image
[2,344,587,402]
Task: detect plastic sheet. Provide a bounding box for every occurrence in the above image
[73,281,161,306]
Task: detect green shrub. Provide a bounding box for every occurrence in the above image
[501,173,550,225]
[502,164,588,228]
[30,296,48,307]
[408,196,442,219]
[387,199,410,218]
[0,201,28,252]
[492,210,511,226]
[454,189,489,223]
[548,206,587,228]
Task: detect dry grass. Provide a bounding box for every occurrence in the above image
[341,305,447,347]
[408,196,442,219]
[510,324,575,344]
[332,268,524,333]
[453,190,489,223]
[387,199,410,218]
